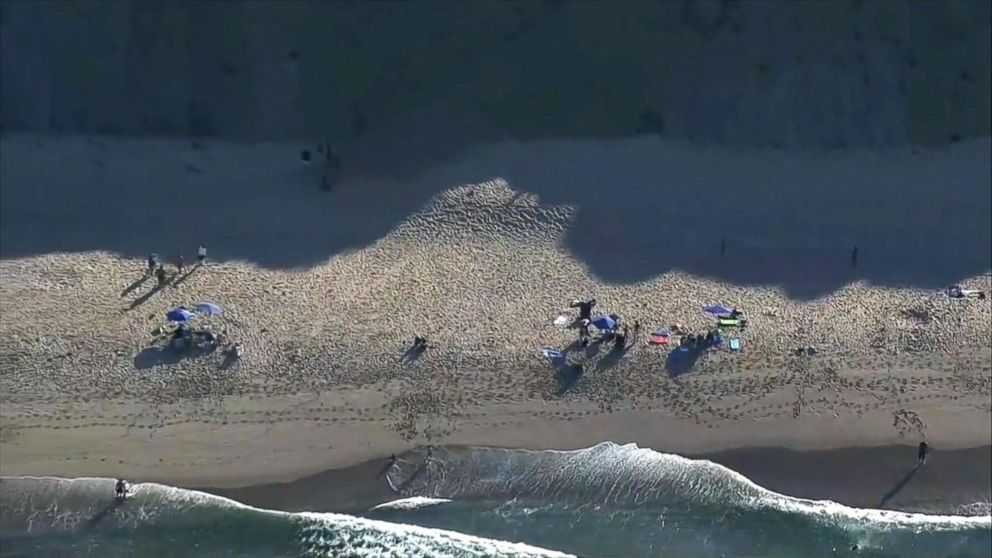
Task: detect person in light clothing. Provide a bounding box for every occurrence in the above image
[197,245,207,265]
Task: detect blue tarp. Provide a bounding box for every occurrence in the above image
[703,304,734,317]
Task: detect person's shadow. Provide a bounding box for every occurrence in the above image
[878,463,923,508]
[400,342,427,364]
[595,342,630,373]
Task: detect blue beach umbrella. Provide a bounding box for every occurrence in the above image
[166,308,193,322]
[195,301,223,315]
[591,315,617,331]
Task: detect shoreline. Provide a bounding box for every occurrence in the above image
[205,443,992,517]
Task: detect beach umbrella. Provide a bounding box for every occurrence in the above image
[166,308,193,322]
[591,315,617,331]
[195,301,223,315]
[702,304,734,317]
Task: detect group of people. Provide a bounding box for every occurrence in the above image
[569,298,635,350]
[146,245,208,287]
[168,320,243,359]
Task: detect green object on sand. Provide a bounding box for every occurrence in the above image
[718,318,741,327]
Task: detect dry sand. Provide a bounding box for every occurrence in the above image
[0,133,990,489]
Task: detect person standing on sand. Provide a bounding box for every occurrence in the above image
[570,299,597,320]
[197,245,207,265]
[155,265,168,287]
[917,441,929,465]
[147,253,159,275]
[174,254,185,275]
[579,319,591,348]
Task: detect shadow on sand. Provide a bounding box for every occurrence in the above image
[3,132,988,301]
[878,463,923,508]
[171,265,201,287]
[555,364,585,395]
[133,345,209,369]
[400,343,427,364]
[120,274,151,297]
[595,343,630,373]
[666,346,705,378]
[126,282,168,310]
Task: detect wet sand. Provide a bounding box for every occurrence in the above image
[208,444,992,516]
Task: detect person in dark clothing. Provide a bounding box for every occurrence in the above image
[851,246,859,267]
[115,479,127,500]
[579,319,591,348]
[614,324,629,349]
[147,254,159,275]
[570,299,597,320]
[155,265,168,287]
[917,442,929,465]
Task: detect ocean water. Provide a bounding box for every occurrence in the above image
[2,443,989,557]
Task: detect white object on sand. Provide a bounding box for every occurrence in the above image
[553,315,572,327]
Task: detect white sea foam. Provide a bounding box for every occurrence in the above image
[370,497,453,512]
[0,476,573,557]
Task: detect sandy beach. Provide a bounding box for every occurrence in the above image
[1,132,989,494]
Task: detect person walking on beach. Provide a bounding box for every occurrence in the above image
[147,253,159,275]
[197,244,207,265]
[174,254,185,275]
[155,265,168,287]
[115,479,127,500]
[917,441,929,465]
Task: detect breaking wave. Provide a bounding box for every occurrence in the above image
[0,477,570,557]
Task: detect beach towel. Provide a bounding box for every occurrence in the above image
[649,327,671,345]
[553,315,572,327]
[718,318,741,327]
[729,338,741,351]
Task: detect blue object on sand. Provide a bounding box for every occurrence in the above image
[195,301,223,315]
[591,315,617,331]
[729,338,741,351]
[541,348,564,362]
[166,308,193,322]
[703,304,734,317]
